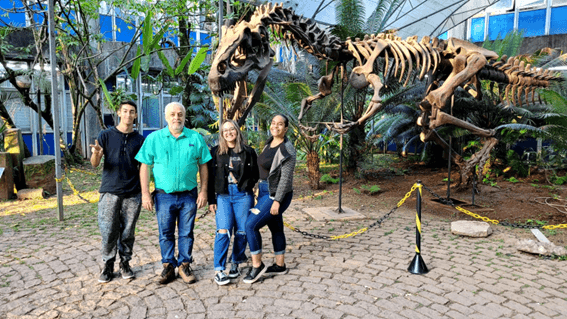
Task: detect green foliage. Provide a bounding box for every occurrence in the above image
[481,30,524,58]
[98,81,137,114]
[505,150,530,177]
[507,176,520,183]
[360,184,381,194]
[550,174,567,185]
[188,47,209,75]
[333,0,366,40]
[320,174,339,184]
[353,187,361,194]
[366,0,405,34]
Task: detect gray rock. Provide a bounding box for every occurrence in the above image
[516,239,567,256]
[451,220,493,237]
[23,155,56,194]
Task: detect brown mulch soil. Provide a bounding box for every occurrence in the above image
[293,159,567,247]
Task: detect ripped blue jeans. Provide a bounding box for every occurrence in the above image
[214,184,254,271]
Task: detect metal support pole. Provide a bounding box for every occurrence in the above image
[48,0,64,221]
[447,136,451,200]
[37,87,43,155]
[218,0,224,126]
[408,180,429,274]
[447,95,454,201]
[472,170,477,206]
[337,64,344,213]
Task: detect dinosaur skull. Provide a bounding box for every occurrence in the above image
[208,18,275,98]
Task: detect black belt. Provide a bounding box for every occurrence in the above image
[153,188,196,195]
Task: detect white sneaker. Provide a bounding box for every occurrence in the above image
[214,272,230,286]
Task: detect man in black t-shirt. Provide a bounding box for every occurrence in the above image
[90,101,145,283]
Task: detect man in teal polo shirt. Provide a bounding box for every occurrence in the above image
[136,102,212,285]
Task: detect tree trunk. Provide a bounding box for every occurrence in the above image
[346,124,365,173]
[306,151,320,190]
[455,137,498,190]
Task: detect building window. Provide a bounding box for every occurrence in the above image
[470,17,486,42]
[488,13,514,40]
[518,9,546,37]
[550,5,567,34]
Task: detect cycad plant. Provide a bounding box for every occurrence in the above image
[366,83,427,157]
[256,81,340,189]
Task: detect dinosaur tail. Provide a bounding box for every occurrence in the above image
[477,56,564,106]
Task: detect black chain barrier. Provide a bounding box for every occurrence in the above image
[421,184,546,229]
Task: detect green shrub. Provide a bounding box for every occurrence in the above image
[361,184,381,195]
[320,174,339,184]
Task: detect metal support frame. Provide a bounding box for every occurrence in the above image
[218,0,224,126]
[48,0,64,220]
[337,64,344,214]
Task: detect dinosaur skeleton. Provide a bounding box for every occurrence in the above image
[208,3,563,144]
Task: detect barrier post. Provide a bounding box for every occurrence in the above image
[408,180,429,274]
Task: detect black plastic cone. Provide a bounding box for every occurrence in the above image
[408,253,429,274]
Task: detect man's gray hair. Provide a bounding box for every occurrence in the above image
[165,102,185,115]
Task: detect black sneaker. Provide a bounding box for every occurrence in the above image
[228,264,240,279]
[120,261,135,279]
[98,261,114,283]
[243,263,266,284]
[214,272,230,286]
[265,263,287,274]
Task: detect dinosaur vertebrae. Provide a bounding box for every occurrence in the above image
[479,56,562,106]
[253,3,349,61]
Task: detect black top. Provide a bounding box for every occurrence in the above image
[207,144,259,205]
[227,148,242,183]
[97,127,145,195]
[258,143,281,180]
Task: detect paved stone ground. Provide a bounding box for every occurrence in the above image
[1,198,567,319]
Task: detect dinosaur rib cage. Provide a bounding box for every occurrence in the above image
[347,35,563,105]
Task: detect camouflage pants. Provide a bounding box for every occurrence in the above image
[98,193,142,263]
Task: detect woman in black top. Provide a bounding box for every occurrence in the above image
[243,114,296,284]
[208,120,259,285]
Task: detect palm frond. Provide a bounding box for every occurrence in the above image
[366,0,401,33]
[335,0,366,37]
[494,123,543,133]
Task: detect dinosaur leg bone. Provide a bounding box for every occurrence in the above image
[356,73,384,125]
[298,66,337,121]
[429,110,495,138]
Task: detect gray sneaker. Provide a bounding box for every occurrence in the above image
[214,272,230,286]
[120,261,135,279]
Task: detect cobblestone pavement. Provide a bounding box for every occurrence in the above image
[1,198,567,319]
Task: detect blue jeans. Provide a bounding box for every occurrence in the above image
[246,181,293,255]
[154,188,197,267]
[98,193,142,263]
[214,184,254,271]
